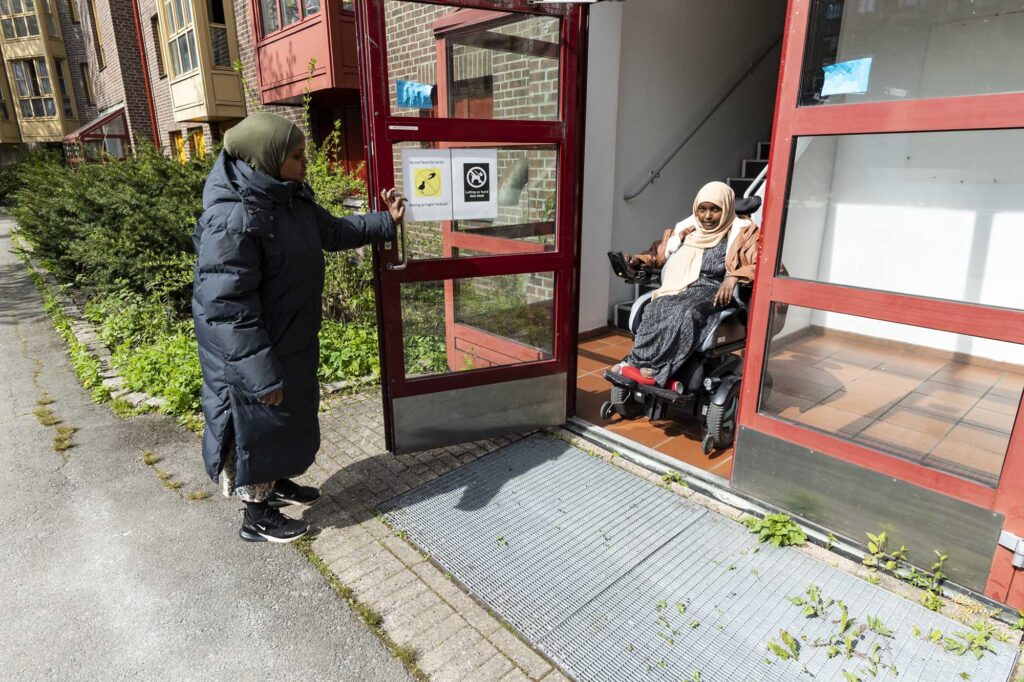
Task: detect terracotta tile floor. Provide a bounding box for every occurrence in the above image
[763,333,1024,487]
[574,330,735,479]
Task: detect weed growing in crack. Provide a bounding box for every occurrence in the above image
[53,425,76,452]
[33,406,60,426]
[155,469,173,480]
[162,479,183,490]
[36,392,55,405]
[862,530,949,611]
[661,470,686,486]
[187,491,210,501]
[356,604,383,628]
[744,513,807,547]
[142,451,161,466]
[392,643,420,667]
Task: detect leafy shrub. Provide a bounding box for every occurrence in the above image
[0,146,30,206]
[318,321,380,383]
[306,120,376,325]
[13,144,211,313]
[113,330,203,415]
[84,291,180,349]
[743,513,808,547]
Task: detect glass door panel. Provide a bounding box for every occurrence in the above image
[736,0,1024,604]
[356,0,583,454]
[384,0,561,120]
[392,141,558,260]
[800,0,1024,106]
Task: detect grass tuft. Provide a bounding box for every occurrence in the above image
[155,469,173,480]
[53,425,76,451]
[392,643,420,667]
[33,406,60,426]
[110,399,141,419]
[162,479,183,490]
[187,490,210,501]
[294,538,429,681]
[142,451,161,466]
[36,392,55,406]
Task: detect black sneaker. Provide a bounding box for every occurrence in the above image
[239,505,308,544]
[267,478,321,508]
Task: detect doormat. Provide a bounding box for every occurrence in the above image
[378,434,1018,681]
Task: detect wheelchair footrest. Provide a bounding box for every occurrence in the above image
[603,370,686,403]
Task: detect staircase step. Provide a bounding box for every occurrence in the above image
[741,159,767,178]
[727,177,755,195]
[757,141,771,160]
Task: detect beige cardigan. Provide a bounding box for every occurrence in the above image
[631,220,760,284]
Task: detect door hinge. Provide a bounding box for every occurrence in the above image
[999,531,1024,569]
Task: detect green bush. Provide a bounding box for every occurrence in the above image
[13,144,211,312]
[318,321,380,383]
[0,147,30,206]
[84,291,180,349]
[306,120,376,325]
[113,330,203,415]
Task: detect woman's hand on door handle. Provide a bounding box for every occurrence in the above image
[381,188,407,224]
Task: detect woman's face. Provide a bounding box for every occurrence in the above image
[279,137,308,182]
[696,201,723,230]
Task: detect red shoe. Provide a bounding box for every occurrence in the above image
[621,365,657,386]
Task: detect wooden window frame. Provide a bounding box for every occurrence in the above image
[162,0,199,78]
[78,61,93,104]
[11,57,57,119]
[85,0,104,70]
[0,0,42,39]
[257,0,320,38]
[149,14,166,78]
[53,57,73,118]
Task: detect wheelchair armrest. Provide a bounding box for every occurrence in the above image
[732,281,753,308]
[608,251,660,285]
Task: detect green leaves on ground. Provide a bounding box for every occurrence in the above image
[744,513,807,547]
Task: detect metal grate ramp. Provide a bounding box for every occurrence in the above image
[379,435,1018,681]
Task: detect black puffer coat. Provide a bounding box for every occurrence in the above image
[192,152,395,486]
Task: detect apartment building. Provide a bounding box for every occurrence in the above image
[0,0,368,168]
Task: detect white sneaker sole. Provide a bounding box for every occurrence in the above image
[259,529,308,544]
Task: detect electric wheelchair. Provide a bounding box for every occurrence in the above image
[600,196,764,455]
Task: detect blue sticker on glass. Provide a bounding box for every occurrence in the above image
[396,80,434,109]
[821,57,872,97]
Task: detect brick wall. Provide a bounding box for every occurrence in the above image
[55,0,98,125]
[231,0,304,128]
[71,0,153,144]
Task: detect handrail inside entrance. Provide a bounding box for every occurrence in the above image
[624,35,783,202]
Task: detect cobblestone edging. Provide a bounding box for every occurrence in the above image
[14,230,370,414]
[14,235,168,411]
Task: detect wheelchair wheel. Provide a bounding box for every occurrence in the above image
[705,382,741,451]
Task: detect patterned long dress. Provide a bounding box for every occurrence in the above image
[625,238,729,386]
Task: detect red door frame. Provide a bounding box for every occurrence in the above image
[354,0,587,449]
[742,0,1024,603]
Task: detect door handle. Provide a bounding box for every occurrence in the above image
[386,215,408,271]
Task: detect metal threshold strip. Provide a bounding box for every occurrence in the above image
[380,434,1019,681]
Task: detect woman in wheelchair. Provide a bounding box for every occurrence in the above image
[614,181,759,388]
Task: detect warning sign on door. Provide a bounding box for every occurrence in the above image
[452,149,498,220]
[401,149,452,222]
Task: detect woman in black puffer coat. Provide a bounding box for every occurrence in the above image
[192,112,404,543]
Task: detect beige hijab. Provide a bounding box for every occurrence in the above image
[653,181,735,300]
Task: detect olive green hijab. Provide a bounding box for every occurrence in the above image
[223,112,304,180]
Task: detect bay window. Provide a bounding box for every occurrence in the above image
[163,0,198,77]
[11,58,56,118]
